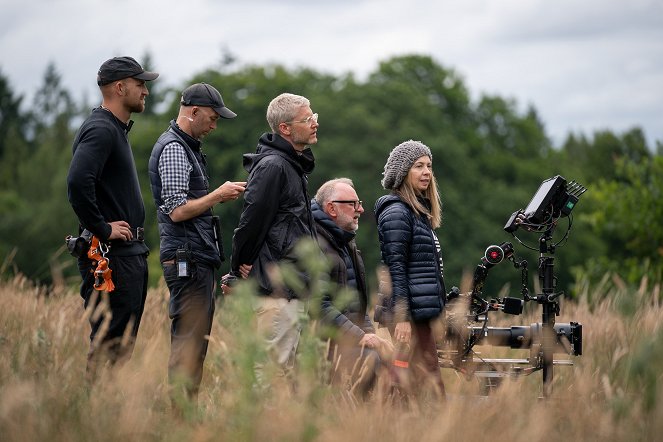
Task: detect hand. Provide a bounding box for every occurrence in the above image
[514,211,538,231]
[394,322,412,343]
[239,264,252,279]
[378,336,395,355]
[107,220,132,241]
[220,273,237,296]
[214,181,246,203]
[359,333,381,349]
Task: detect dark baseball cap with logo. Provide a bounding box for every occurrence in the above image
[96,56,159,86]
[180,83,237,119]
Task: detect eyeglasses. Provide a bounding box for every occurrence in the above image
[285,113,318,125]
[331,200,363,210]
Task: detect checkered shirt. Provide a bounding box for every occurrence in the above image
[158,142,192,214]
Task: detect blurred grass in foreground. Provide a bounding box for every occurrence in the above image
[1,264,663,441]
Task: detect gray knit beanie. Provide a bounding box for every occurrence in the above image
[381,140,433,190]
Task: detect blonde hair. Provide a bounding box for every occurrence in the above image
[266,93,310,133]
[394,168,442,229]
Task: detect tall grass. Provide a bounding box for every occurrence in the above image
[1,267,662,441]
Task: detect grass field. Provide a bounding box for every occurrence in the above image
[1,271,662,442]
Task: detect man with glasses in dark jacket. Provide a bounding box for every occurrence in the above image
[311,178,391,399]
[229,93,318,380]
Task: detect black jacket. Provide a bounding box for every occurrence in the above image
[67,107,148,256]
[231,133,316,298]
[374,194,445,323]
[311,200,374,344]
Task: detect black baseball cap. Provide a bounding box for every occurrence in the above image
[180,83,237,119]
[97,56,159,86]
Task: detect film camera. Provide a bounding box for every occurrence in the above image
[439,175,586,397]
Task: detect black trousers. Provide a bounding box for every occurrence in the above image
[78,254,149,379]
[163,262,215,398]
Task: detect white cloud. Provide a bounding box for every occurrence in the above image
[1,0,661,147]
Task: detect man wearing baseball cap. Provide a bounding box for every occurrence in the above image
[148,83,244,403]
[67,56,158,381]
[96,56,159,86]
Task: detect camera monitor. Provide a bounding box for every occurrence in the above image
[504,175,586,233]
[522,175,567,224]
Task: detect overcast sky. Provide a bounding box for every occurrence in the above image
[1,0,661,148]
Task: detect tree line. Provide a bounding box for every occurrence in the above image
[1,54,660,298]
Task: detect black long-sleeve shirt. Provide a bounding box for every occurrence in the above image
[67,107,148,256]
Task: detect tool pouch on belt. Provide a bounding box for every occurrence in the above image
[65,229,94,258]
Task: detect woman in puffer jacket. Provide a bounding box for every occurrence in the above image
[375,139,446,399]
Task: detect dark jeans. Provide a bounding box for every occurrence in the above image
[78,254,149,379]
[387,320,445,399]
[409,321,446,398]
[163,261,215,398]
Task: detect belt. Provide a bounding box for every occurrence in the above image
[132,227,144,242]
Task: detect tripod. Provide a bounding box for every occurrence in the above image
[537,227,562,398]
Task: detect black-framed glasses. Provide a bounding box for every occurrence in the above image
[285,113,318,125]
[331,200,363,210]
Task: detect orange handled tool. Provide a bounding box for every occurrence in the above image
[87,236,115,292]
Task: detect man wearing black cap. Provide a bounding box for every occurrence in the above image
[67,56,158,380]
[148,83,245,401]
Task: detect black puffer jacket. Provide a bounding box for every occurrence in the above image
[311,200,374,344]
[231,133,316,298]
[374,194,445,323]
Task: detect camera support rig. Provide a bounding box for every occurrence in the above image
[441,175,586,397]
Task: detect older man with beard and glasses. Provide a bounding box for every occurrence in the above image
[67,56,158,381]
[228,93,319,382]
[311,178,391,399]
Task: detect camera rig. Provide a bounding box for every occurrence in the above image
[439,175,587,397]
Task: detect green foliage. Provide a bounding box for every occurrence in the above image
[0,63,79,282]
[560,127,651,183]
[580,155,662,286]
[0,54,660,303]
[0,70,29,189]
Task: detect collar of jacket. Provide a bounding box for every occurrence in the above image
[416,194,432,211]
[311,199,355,247]
[243,132,315,175]
[374,193,432,219]
[169,119,202,151]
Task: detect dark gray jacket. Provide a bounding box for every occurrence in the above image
[312,200,374,344]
